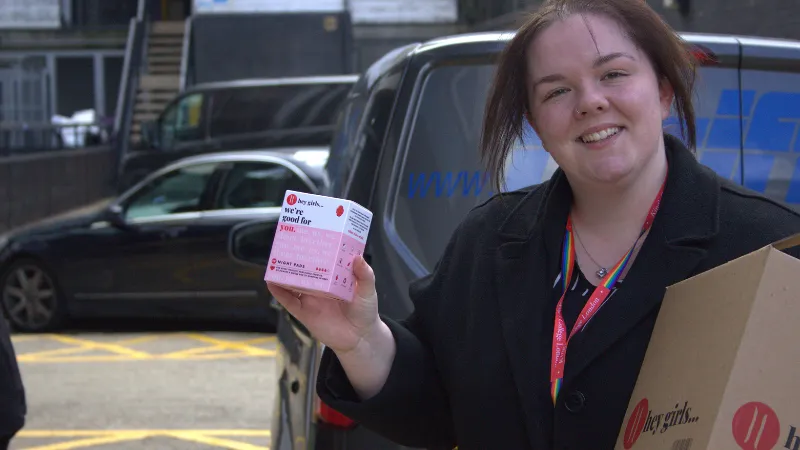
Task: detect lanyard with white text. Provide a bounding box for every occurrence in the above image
[550,173,667,405]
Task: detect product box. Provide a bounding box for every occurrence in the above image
[264,190,373,302]
[615,233,800,450]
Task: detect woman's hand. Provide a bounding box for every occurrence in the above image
[267,255,380,355]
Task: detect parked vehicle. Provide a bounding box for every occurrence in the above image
[118,75,357,191]
[0,147,329,332]
[230,30,800,449]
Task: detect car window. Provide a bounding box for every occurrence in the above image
[207,83,352,138]
[124,162,218,220]
[215,161,311,209]
[160,93,205,148]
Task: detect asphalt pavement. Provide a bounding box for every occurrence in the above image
[8,319,276,450]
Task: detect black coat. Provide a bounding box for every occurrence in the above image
[317,134,800,450]
[0,315,25,439]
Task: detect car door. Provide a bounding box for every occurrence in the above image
[96,160,223,300]
[182,158,319,302]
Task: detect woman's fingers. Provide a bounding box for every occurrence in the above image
[352,255,377,300]
[267,283,305,316]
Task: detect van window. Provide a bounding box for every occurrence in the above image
[160,93,205,149]
[207,83,352,138]
[392,63,544,271]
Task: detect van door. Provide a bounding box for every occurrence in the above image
[737,37,800,209]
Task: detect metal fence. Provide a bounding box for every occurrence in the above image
[0,121,114,156]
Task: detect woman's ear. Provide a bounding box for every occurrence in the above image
[659,78,675,120]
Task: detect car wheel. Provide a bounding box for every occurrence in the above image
[0,259,66,332]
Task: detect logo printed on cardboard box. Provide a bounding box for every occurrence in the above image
[287,194,298,205]
[623,398,649,449]
[732,402,782,450]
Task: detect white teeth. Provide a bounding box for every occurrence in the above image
[580,127,620,143]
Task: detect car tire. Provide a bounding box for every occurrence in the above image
[0,259,67,333]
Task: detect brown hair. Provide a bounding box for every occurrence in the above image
[480,0,698,192]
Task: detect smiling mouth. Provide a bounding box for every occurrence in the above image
[579,127,622,144]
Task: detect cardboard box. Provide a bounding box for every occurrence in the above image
[615,234,800,450]
[264,190,373,302]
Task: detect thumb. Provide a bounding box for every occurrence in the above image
[352,255,376,299]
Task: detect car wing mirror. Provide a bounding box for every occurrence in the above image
[229,219,277,267]
[105,204,128,228]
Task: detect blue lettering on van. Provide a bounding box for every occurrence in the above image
[407,171,492,198]
[406,90,800,203]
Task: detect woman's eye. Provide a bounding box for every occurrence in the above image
[544,88,568,100]
[603,71,627,80]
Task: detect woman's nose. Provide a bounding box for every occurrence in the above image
[574,87,609,118]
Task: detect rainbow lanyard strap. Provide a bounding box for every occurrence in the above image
[550,173,667,405]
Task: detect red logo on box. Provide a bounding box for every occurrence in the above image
[623,398,648,449]
[287,194,298,205]
[732,402,781,450]
[272,258,276,264]
[336,205,344,217]
[269,266,275,271]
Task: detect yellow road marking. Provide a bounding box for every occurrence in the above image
[14,333,276,363]
[15,430,271,450]
[161,336,275,358]
[46,335,152,359]
[17,430,271,437]
[20,433,149,450]
[19,352,275,363]
[166,431,268,450]
[182,333,276,356]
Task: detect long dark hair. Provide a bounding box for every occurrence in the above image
[480,0,698,193]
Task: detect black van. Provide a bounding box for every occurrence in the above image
[118,75,358,191]
[229,31,800,449]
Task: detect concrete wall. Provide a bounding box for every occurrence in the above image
[0,148,115,233]
[645,0,800,42]
[470,0,800,42]
[352,22,464,71]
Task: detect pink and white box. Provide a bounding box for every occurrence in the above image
[265,190,373,302]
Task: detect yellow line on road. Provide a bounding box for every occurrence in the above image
[160,336,275,358]
[18,351,275,363]
[46,335,152,359]
[17,430,271,437]
[182,333,276,356]
[15,430,271,450]
[166,431,269,450]
[19,433,150,450]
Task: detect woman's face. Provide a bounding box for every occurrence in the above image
[526,13,673,187]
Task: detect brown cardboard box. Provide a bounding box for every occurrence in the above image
[614,234,800,450]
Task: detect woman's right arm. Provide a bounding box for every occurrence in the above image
[268,218,469,449]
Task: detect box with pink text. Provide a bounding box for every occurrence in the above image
[264,190,373,302]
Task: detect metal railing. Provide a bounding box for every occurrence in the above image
[111,0,151,178]
[0,122,114,157]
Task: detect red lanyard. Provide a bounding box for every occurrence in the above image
[550,174,667,405]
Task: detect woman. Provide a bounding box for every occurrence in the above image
[267,0,800,448]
